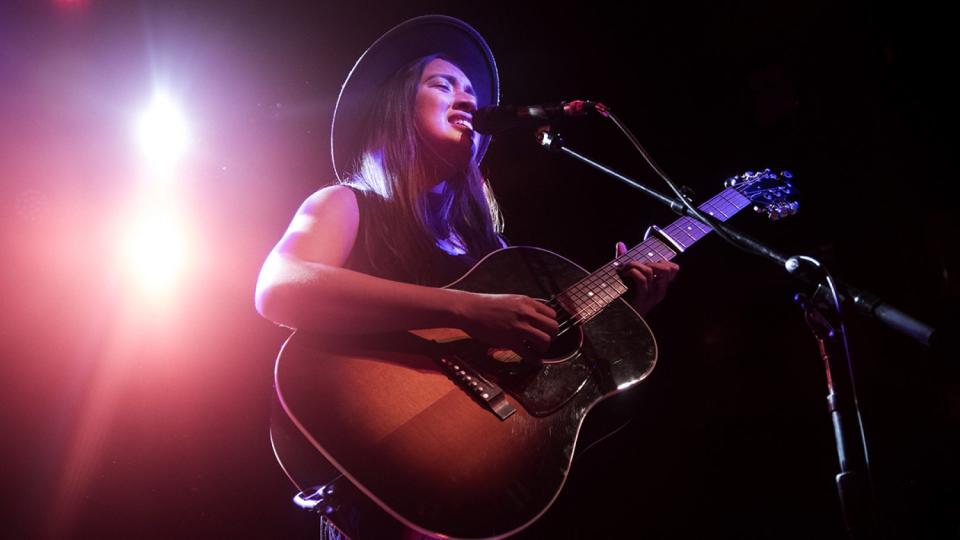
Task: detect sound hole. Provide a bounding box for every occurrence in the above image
[542,320,583,364]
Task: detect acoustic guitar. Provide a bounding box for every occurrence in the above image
[270,170,797,539]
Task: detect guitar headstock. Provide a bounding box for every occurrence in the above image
[725,169,799,221]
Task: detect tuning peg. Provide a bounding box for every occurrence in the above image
[756,204,778,220]
[778,202,798,219]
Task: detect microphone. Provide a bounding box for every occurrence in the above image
[472,100,607,135]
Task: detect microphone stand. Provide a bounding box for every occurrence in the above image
[534,127,945,539]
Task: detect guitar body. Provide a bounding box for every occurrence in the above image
[274,246,658,539]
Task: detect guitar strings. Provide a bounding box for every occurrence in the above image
[545,259,631,334]
[539,186,743,336]
[549,252,653,334]
[547,246,677,336]
[539,175,766,337]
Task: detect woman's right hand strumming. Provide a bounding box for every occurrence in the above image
[454,293,558,356]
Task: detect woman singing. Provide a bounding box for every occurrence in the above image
[255,15,677,356]
[256,15,679,539]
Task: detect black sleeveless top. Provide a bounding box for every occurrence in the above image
[342,186,491,287]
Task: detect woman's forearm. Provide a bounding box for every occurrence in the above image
[255,253,470,334]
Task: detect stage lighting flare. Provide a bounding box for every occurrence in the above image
[136,93,190,173]
[122,213,188,293]
[54,0,89,7]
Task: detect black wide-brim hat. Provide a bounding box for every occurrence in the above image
[331,15,500,181]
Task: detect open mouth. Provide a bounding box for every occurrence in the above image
[450,117,473,131]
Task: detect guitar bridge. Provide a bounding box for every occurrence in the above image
[437,356,516,421]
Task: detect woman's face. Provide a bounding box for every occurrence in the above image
[414,58,478,174]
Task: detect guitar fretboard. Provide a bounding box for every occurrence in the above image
[555,187,751,324]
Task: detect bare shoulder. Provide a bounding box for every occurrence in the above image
[277,184,360,266]
[299,184,358,217]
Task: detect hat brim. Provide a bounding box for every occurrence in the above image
[331,15,499,181]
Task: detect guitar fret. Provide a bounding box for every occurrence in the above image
[688,217,711,234]
[556,177,775,326]
[654,239,674,260]
[594,272,621,298]
[577,302,599,319]
[604,272,629,295]
[572,286,601,312]
[562,265,629,321]
[705,195,729,210]
[656,243,676,260]
[675,218,704,243]
[638,238,673,261]
[665,234,689,252]
[682,220,707,236]
[583,288,605,310]
[724,188,751,209]
[715,200,738,217]
[573,290,589,306]
[708,204,729,220]
[558,293,581,318]
[666,220,692,236]
[700,188,750,223]
[596,284,619,303]
[588,283,615,304]
[705,196,725,210]
[716,200,737,216]
[581,272,622,307]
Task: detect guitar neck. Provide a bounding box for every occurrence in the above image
[556,187,752,321]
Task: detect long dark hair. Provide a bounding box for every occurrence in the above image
[343,54,504,283]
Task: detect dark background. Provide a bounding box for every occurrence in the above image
[1,1,957,538]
